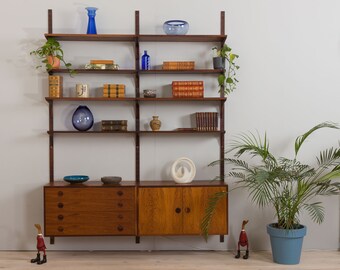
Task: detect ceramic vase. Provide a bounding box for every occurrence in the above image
[150,116,161,131]
[72,105,94,131]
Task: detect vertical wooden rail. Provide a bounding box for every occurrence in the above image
[48,100,54,182]
[135,10,141,244]
[220,10,226,243]
[48,9,53,34]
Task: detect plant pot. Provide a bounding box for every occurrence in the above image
[47,56,60,69]
[213,56,225,69]
[266,223,307,265]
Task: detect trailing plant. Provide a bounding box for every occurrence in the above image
[212,45,240,95]
[201,122,340,240]
[30,37,76,76]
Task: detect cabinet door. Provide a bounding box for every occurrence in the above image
[138,187,182,235]
[182,187,227,235]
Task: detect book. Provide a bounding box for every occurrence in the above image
[195,112,218,131]
[103,93,125,98]
[90,59,114,65]
[172,81,203,86]
[101,125,128,131]
[102,120,128,126]
[48,75,63,97]
[162,61,195,70]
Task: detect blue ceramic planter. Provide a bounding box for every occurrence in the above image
[267,223,307,265]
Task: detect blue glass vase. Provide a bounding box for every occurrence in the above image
[86,7,98,34]
[141,50,150,70]
[72,105,94,131]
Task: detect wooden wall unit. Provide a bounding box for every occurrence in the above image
[43,10,228,244]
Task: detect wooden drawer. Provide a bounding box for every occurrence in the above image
[45,212,135,236]
[45,187,135,212]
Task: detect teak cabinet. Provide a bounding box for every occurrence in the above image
[43,10,228,244]
[138,184,227,235]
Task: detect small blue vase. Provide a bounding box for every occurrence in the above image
[72,105,94,131]
[86,7,98,34]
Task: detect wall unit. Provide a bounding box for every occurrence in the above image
[43,9,228,244]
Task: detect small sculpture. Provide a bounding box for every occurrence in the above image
[31,224,47,265]
[235,220,249,259]
[171,157,196,184]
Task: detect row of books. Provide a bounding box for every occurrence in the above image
[103,84,126,98]
[101,120,128,131]
[172,81,204,98]
[162,61,195,70]
[195,112,218,131]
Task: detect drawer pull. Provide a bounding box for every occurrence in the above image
[175,208,181,214]
[117,225,124,232]
[185,207,191,213]
[58,203,64,209]
[117,191,124,196]
[57,215,64,220]
[117,203,123,208]
[58,191,64,197]
[58,226,64,232]
[118,214,124,219]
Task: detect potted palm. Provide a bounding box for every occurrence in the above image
[212,45,240,95]
[30,37,75,76]
[201,122,340,264]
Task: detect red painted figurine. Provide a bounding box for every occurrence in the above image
[31,224,47,265]
[235,220,249,259]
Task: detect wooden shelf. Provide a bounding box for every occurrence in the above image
[44,33,227,43]
[139,69,223,74]
[138,35,227,43]
[45,97,136,102]
[49,69,136,75]
[45,33,136,42]
[47,131,136,134]
[138,180,227,187]
[137,97,226,102]
[45,180,136,187]
[139,130,222,134]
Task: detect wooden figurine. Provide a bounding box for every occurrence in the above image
[31,224,47,264]
[235,220,249,259]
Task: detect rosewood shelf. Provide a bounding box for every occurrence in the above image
[47,131,136,134]
[45,97,137,102]
[139,130,223,134]
[138,69,223,74]
[44,33,227,43]
[49,69,136,75]
[45,33,137,42]
[136,97,226,102]
[137,180,227,187]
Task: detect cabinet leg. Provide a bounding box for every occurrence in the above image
[50,237,55,245]
[135,236,140,244]
[219,235,224,242]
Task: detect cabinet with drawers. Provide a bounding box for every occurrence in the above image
[44,182,136,236]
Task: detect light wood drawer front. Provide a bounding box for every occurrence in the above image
[45,211,135,236]
[45,188,135,211]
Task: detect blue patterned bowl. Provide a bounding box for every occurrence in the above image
[163,20,189,35]
[63,175,89,183]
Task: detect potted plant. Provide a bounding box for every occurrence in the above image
[201,122,340,264]
[30,37,75,76]
[212,45,240,95]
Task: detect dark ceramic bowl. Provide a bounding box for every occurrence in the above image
[101,176,122,184]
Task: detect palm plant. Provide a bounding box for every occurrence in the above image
[201,122,340,240]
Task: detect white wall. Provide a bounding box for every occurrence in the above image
[0,0,340,251]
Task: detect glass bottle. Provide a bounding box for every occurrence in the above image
[141,50,150,70]
[86,7,98,34]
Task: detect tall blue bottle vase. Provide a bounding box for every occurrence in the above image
[141,50,150,70]
[86,7,98,34]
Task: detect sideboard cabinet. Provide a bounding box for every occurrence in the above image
[43,10,228,244]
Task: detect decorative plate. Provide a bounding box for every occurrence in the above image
[63,175,89,183]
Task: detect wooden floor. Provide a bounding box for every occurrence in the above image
[0,251,339,270]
